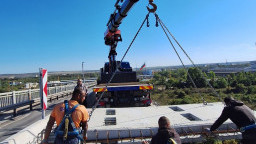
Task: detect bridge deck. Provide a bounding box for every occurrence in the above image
[86,102,242,142]
[2,102,250,143]
[89,102,224,129]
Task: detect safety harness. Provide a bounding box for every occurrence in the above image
[167,138,177,144]
[55,100,83,142]
[240,123,256,132]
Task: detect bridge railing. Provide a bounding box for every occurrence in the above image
[0,81,97,111]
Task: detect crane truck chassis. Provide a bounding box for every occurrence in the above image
[93,61,153,108]
[93,82,153,107]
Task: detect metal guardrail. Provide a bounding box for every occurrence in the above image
[0,81,97,111]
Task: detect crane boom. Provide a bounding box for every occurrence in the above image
[105,0,139,33]
[104,0,139,73]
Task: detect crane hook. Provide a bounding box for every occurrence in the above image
[146,0,157,13]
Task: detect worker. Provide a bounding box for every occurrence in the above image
[208,97,256,144]
[42,87,89,144]
[75,79,88,92]
[75,79,88,107]
[142,116,181,144]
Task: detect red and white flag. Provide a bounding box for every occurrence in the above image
[140,63,146,70]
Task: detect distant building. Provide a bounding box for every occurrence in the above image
[137,75,154,80]
[151,69,161,73]
[47,81,62,87]
[48,81,72,87]
[142,70,153,75]
[25,83,38,89]
[9,81,16,86]
[8,76,15,79]
[9,81,22,86]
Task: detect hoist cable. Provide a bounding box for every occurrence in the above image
[155,13,207,105]
[156,15,221,102]
[88,13,150,121]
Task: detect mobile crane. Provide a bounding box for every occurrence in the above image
[92,0,156,107]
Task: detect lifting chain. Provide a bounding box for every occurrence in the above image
[146,0,158,27]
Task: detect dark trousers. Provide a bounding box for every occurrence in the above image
[241,131,256,144]
[241,139,256,144]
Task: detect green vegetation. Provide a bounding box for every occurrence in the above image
[0,73,99,93]
[149,68,256,110]
[0,78,36,93]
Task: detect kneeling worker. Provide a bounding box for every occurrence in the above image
[209,97,256,144]
[42,87,89,144]
[143,116,181,144]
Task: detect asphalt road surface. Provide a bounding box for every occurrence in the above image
[0,95,71,142]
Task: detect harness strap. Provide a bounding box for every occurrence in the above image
[55,101,81,140]
[64,100,69,113]
[56,130,80,136]
[240,123,256,132]
[66,103,84,142]
[55,129,84,142]
[56,103,80,131]
[167,138,177,144]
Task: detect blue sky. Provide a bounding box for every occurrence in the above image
[0,0,255,74]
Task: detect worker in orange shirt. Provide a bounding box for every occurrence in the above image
[42,87,89,144]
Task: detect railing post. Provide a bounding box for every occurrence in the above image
[56,86,59,100]
[48,88,51,95]
[48,88,52,102]
[12,91,16,105]
[28,89,33,111]
[49,88,52,102]
[55,86,57,94]
[28,89,32,101]
[5,93,8,107]
[12,91,17,117]
[64,85,67,97]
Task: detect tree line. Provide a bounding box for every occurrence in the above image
[0,73,99,93]
[149,68,256,109]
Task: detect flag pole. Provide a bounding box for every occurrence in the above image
[145,62,146,75]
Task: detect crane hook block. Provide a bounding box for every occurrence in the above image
[147,2,157,13]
